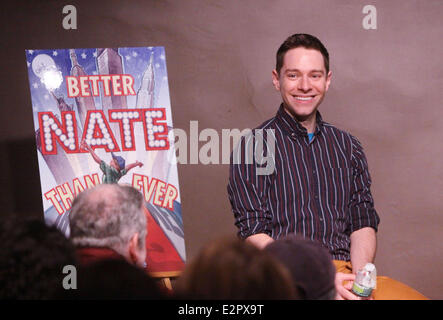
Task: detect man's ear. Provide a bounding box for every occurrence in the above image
[325,70,332,91]
[128,233,140,265]
[272,69,281,91]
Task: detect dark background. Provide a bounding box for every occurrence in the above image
[1,0,442,299]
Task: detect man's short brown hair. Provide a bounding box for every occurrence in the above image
[276,33,330,74]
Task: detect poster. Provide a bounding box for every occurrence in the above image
[25,47,185,273]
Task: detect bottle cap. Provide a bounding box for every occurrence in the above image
[364,263,376,272]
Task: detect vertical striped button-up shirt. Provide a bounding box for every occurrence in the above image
[228,105,380,261]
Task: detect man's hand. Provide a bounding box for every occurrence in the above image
[136,161,144,168]
[335,272,360,300]
[245,233,274,249]
[80,139,91,151]
[80,139,102,164]
[335,272,374,300]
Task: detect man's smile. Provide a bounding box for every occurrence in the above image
[293,95,316,102]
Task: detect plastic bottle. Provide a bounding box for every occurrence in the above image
[352,263,377,298]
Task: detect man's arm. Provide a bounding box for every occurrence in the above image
[228,132,274,243]
[335,136,380,300]
[125,161,143,172]
[81,140,102,165]
[336,228,376,300]
[350,227,377,273]
[348,136,380,272]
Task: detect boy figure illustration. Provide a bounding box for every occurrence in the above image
[81,139,143,184]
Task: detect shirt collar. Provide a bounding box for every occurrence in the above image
[276,104,324,137]
[76,247,125,266]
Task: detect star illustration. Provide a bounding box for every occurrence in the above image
[28,50,34,55]
[81,52,87,59]
[33,82,39,89]
[132,51,138,58]
[53,51,58,56]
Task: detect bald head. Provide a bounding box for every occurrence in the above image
[69,184,147,266]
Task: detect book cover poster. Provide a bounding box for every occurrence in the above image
[25,47,185,273]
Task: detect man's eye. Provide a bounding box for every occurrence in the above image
[311,74,321,79]
[288,74,297,78]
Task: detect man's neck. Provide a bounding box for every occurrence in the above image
[284,108,317,133]
[299,115,316,133]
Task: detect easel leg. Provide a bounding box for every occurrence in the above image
[161,277,172,290]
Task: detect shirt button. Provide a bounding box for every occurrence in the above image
[313,170,316,174]
[319,217,324,221]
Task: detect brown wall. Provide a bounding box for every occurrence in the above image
[1,0,442,299]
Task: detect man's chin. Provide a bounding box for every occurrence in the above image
[283,105,317,122]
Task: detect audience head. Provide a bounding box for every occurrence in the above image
[69,184,147,267]
[0,216,77,299]
[265,234,336,300]
[176,236,299,300]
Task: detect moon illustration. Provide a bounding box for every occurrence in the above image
[32,53,63,91]
[32,54,56,78]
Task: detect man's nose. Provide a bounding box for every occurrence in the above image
[298,76,312,92]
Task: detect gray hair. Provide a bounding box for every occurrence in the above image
[69,184,147,256]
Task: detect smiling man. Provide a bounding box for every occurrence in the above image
[228,34,427,300]
[272,41,331,133]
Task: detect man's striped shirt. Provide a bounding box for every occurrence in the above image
[228,105,380,261]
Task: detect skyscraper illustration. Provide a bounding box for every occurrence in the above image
[96,48,128,111]
[69,49,96,127]
[136,52,155,108]
[35,94,76,185]
[97,48,128,146]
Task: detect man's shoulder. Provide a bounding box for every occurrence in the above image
[234,116,279,141]
[100,160,109,170]
[321,121,366,155]
[231,116,278,152]
[254,116,278,130]
[321,121,359,142]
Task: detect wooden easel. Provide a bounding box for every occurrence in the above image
[149,271,181,291]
